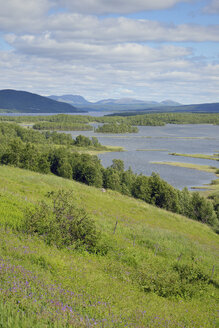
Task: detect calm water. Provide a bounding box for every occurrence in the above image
[68,124,219,190]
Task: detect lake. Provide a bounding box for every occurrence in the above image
[67,124,219,190]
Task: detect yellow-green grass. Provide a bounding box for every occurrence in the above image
[151,161,219,174]
[74,145,124,155]
[0,165,218,327]
[169,152,219,161]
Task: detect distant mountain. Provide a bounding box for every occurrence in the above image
[0,90,84,113]
[160,100,181,106]
[108,102,219,116]
[49,94,90,106]
[95,98,159,105]
[48,94,182,111]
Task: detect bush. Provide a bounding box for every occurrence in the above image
[136,261,211,299]
[22,190,100,252]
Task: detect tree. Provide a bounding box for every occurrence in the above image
[178,187,192,217]
[103,167,122,192]
[132,175,151,203]
[148,173,180,213]
[111,159,124,172]
[74,135,91,147]
[57,161,73,179]
[23,190,100,251]
[190,192,217,226]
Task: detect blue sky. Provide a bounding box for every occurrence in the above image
[0,0,218,104]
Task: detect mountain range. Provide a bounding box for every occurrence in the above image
[0,90,83,113]
[0,89,219,113]
[48,94,181,110]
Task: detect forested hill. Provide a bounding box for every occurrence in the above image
[0,89,84,113]
[152,102,219,113]
[109,102,219,116]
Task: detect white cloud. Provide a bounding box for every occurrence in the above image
[5,32,191,65]
[0,42,218,104]
[0,0,218,104]
[56,0,193,14]
[0,0,194,32]
[203,0,219,14]
[3,14,219,45]
[0,0,50,32]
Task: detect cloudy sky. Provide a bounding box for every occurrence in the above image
[0,0,218,103]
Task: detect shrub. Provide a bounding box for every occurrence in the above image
[136,261,211,299]
[22,190,100,252]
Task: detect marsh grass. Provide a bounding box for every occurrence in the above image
[151,161,219,174]
[169,153,219,161]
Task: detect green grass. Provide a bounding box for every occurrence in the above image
[0,165,218,327]
[73,145,124,155]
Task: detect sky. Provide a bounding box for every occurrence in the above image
[0,0,219,104]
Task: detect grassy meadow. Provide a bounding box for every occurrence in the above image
[0,165,218,327]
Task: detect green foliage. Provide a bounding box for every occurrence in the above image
[148,173,180,213]
[95,122,139,133]
[111,159,125,172]
[132,175,151,203]
[110,112,219,125]
[208,194,219,221]
[190,192,218,227]
[0,122,105,150]
[22,190,100,251]
[75,134,92,146]
[137,261,212,299]
[33,121,93,131]
[103,167,122,192]
[1,112,219,126]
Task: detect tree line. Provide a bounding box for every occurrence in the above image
[2,112,219,126]
[33,122,93,131]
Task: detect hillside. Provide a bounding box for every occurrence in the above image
[0,165,218,327]
[0,89,84,113]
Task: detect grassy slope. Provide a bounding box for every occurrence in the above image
[0,165,218,327]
